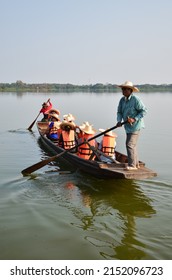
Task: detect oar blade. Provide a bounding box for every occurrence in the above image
[28,121,36,131]
[27,112,40,131]
[22,157,53,175]
[21,152,66,175]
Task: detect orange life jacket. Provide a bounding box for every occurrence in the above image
[49,121,60,135]
[78,134,96,160]
[61,130,76,150]
[101,135,116,157]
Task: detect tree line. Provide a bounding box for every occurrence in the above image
[0,80,172,92]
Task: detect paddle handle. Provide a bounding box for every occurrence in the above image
[87,121,127,142]
[27,112,41,131]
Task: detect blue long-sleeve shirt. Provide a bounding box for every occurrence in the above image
[117,94,147,133]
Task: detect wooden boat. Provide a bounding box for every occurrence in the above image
[37,121,157,180]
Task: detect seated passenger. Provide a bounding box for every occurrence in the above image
[76,121,89,143]
[48,108,60,120]
[77,122,97,160]
[98,128,117,162]
[59,120,77,152]
[63,113,77,130]
[47,113,61,142]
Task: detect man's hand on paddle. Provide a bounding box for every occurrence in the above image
[127,117,136,125]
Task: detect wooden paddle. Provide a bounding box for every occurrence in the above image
[22,121,127,175]
[27,98,50,131]
[87,142,120,164]
[28,112,41,131]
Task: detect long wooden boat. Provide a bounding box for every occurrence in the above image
[37,121,157,180]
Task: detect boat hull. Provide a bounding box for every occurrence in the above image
[37,122,157,180]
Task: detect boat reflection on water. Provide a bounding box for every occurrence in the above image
[36,137,156,259]
[62,175,156,260]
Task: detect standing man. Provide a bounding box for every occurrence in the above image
[116,81,147,170]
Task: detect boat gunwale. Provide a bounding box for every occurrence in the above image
[36,121,157,179]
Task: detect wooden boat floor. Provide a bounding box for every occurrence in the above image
[99,163,157,179]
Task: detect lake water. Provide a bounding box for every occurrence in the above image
[0,91,172,260]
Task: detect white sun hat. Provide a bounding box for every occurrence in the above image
[63,113,75,122]
[117,81,139,92]
[79,122,96,134]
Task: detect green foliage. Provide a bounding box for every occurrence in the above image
[0,81,172,93]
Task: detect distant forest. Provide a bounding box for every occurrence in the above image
[1,80,172,92]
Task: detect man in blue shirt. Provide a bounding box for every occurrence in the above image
[116,81,147,170]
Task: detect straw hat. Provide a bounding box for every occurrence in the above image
[48,108,60,115]
[117,81,139,92]
[79,121,96,134]
[79,121,90,130]
[60,120,75,130]
[49,113,60,121]
[99,128,117,137]
[63,113,75,122]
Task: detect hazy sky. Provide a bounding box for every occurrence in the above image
[0,0,172,85]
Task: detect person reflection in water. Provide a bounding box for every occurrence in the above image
[71,180,156,260]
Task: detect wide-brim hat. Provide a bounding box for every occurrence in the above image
[79,121,88,130]
[48,108,60,115]
[60,120,75,130]
[117,81,139,92]
[79,122,96,134]
[49,113,60,121]
[63,113,75,122]
[99,128,117,137]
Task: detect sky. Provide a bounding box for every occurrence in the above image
[0,0,172,85]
